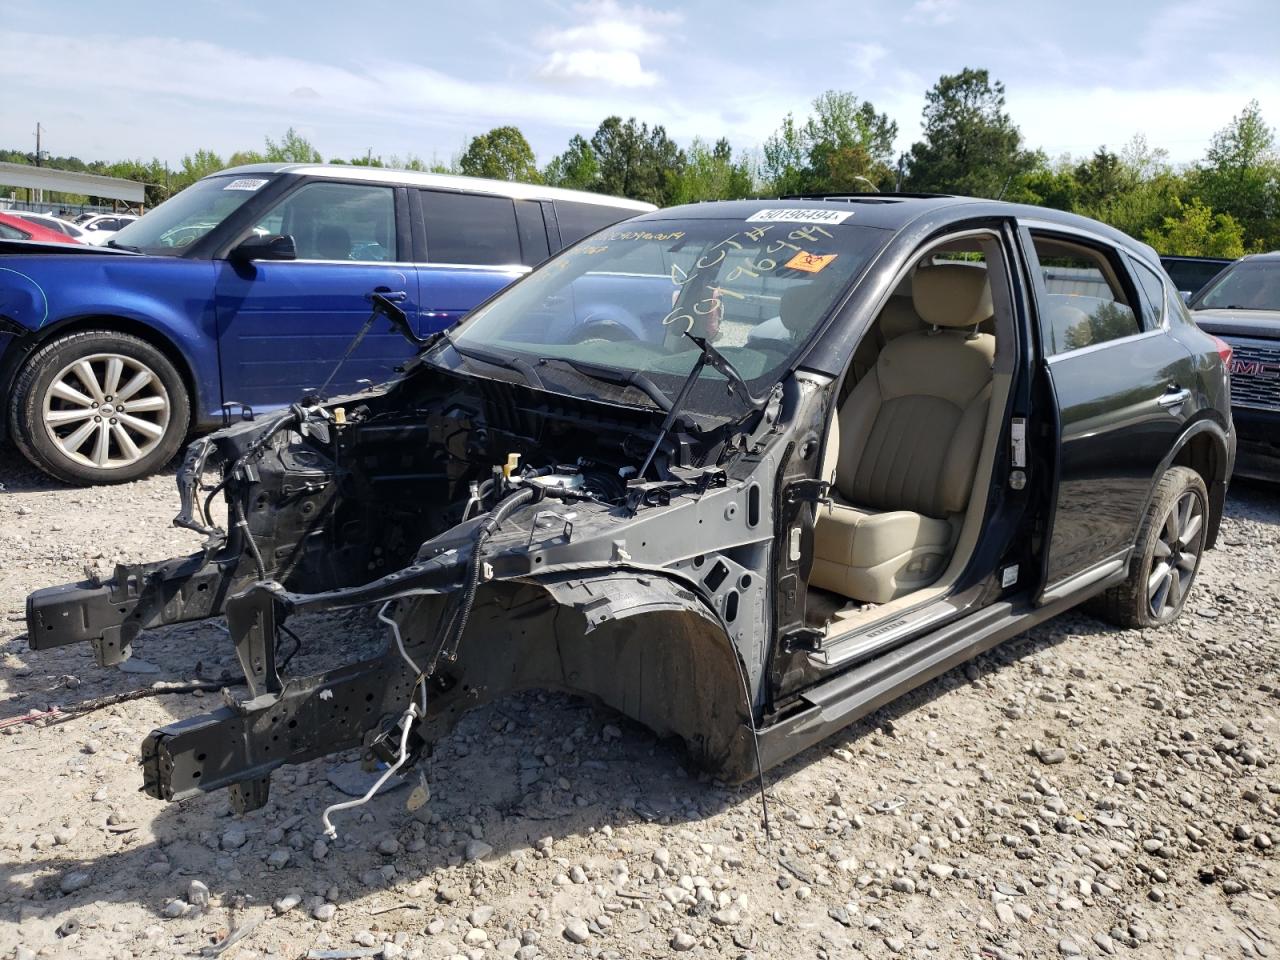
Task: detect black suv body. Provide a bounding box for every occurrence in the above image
[25,197,1235,819]
[1188,252,1280,481]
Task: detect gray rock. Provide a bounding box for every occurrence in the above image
[671,930,697,951]
[465,839,494,861]
[274,891,302,914]
[162,898,188,918]
[1058,937,1082,956]
[469,906,495,927]
[60,871,91,894]
[266,848,290,869]
[891,876,916,894]
[313,902,337,922]
[221,826,248,850]
[1036,746,1068,765]
[563,918,590,944]
[186,879,210,908]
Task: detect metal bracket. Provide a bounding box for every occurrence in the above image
[784,479,832,507]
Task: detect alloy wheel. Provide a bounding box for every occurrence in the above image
[41,353,171,470]
[1147,489,1204,619]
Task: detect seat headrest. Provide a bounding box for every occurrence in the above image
[912,263,993,328]
[315,224,352,260]
[780,283,828,334]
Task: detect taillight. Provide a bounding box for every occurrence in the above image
[1211,335,1233,365]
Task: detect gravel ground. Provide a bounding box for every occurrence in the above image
[0,453,1276,960]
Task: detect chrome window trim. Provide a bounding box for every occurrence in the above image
[1044,326,1167,364]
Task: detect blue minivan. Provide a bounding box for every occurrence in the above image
[0,164,653,484]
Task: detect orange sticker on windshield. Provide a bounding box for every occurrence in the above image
[785,251,838,273]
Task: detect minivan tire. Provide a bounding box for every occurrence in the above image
[1091,466,1208,629]
[9,330,190,486]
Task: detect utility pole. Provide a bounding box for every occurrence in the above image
[34,122,43,166]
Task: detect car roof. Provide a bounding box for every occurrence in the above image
[213,163,657,212]
[628,195,1163,264]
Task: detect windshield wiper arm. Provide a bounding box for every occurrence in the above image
[104,239,141,252]
[444,334,545,389]
[637,332,763,480]
[537,356,671,412]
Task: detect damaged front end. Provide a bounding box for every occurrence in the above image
[27,352,799,818]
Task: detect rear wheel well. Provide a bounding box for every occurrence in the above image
[1172,430,1225,548]
[3,315,199,438]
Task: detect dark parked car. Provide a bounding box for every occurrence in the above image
[26,196,1234,821]
[0,164,652,485]
[1160,255,1234,301]
[1188,251,1280,480]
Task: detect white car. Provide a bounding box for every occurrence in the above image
[77,214,139,246]
[10,212,88,242]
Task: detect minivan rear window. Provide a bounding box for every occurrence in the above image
[555,201,639,246]
[422,190,522,267]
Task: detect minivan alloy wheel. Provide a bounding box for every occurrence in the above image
[41,353,171,469]
[1147,489,1204,619]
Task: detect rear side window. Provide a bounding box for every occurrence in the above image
[1129,258,1166,329]
[1031,235,1141,355]
[0,221,29,240]
[555,201,637,246]
[422,190,522,266]
[253,182,396,262]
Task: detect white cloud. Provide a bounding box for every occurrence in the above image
[905,0,962,25]
[534,0,679,87]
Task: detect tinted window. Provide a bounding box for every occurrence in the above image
[1129,258,1166,329]
[254,182,395,262]
[515,200,549,265]
[422,190,521,266]
[0,222,28,240]
[1193,259,1280,312]
[1032,235,1141,355]
[555,201,637,246]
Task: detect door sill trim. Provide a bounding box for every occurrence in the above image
[1038,550,1128,605]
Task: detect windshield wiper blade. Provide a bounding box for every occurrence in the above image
[444,334,545,389]
[637,332,763,480]
[104,239,141,252]
[537,356,671,412]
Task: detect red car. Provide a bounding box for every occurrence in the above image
[0,211,81,244]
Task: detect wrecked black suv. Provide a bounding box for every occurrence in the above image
[26,197,1235,821]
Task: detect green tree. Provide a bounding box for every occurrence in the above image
[671,138,755,203]
[1143,197,1245,258]
[1190,100,1280,251]
[458,126,540,182]
[903,68,1041,198]
[590,117,685,205]
[762,90,897,195]
[263,128,322,163]
[542,134,600,191]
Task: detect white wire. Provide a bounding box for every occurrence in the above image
[319,602,430,839]
[321,702,419,839]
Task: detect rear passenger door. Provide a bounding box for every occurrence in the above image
[411,190,549,334]
[1026,226,1198,598]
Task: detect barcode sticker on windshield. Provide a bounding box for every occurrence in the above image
[745,208,852,225]
[223,178,269,191]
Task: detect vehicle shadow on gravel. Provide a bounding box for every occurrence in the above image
[1,482,1274,933]
[0,444,182,494]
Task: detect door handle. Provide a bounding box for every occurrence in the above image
[1156,385,1191,409]
[370,287,407,302]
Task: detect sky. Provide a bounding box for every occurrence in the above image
[2,0,1278,171]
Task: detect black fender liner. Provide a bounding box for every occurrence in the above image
[141,569,757,811]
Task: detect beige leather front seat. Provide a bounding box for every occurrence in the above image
[810,264,997,604]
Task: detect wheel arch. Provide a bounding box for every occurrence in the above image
[413,572,758,783]
[1163,418,1231,549]
[1,314,203,442]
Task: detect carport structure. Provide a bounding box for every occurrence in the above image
[0,161,146,211]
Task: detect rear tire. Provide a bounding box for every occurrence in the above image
[9,330,190,486]
[1091,466,1208,628]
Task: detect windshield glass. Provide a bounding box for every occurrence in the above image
[108,174,275,255]
[1194,260,1280,311]
[437,214,889,417]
